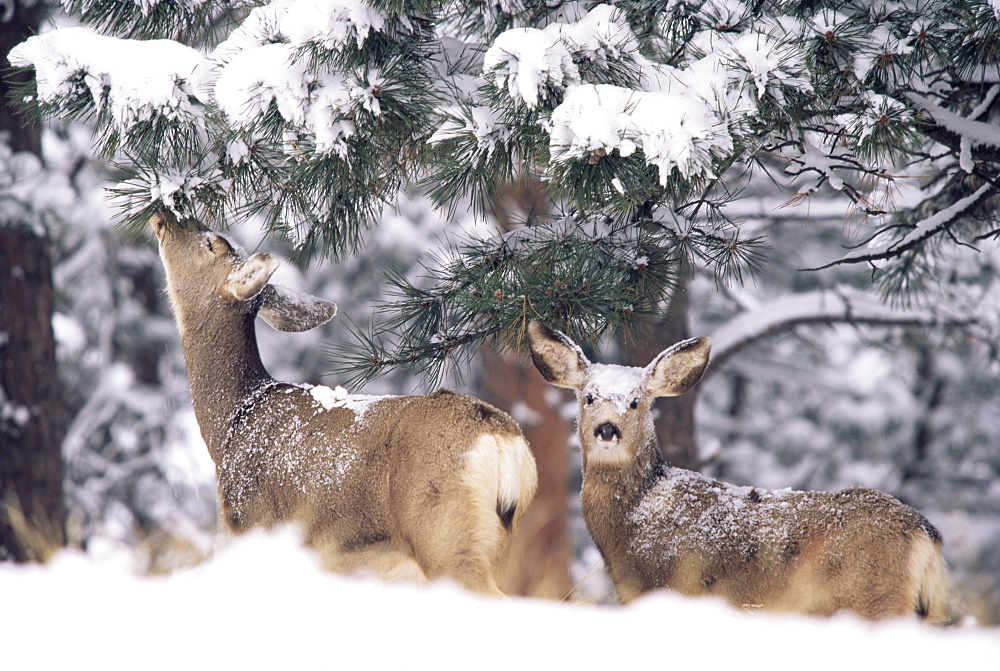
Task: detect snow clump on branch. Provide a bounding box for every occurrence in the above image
[211,0,389,157]
[549,85,731,186]
[483,28,578,108]
[11,0,391,162]
[212,0,386,59]
[477,4,809,186]
[9,27,208,129]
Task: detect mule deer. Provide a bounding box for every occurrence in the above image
[527,320,949,621]
[150,213,537,595]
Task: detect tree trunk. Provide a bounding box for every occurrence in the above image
[903,342,945,484]
[622,264,699,470]
[0,0,68,561]
[478,174,573,599]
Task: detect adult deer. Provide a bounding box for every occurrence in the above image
[151,213,537,595]
[527,320,949,621]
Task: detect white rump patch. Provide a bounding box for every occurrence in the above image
[463,434,538,516]
[495,435,538,513]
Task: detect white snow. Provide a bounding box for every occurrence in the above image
[429,105,505,153]
[52,312,87,355]
[10,1,390,163]
[785,137,851,191]
[907,92,1000,173]
[0,529,995,669]
[475,4,812,184]
[549,84,730,186]
[585,362,647,413]
[483,28,578,108]
[708,285,960,367]
[833,185,992,266]
[8,27,208,130]
[208,0,389,157]
[549,3,641,67]
[212,42,367,157]
[212,0,386,58]
[306,383,385,418]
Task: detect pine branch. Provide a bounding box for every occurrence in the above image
[64,0,239,45]
[330,218,686,385]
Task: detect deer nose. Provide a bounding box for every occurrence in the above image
[595,422,621,442]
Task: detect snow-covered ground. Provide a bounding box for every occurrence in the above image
[2,529,996,669]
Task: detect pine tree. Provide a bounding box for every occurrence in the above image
[9,0,1000,383]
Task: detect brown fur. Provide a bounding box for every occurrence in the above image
[527,320,949,621]
[152,214,537,595]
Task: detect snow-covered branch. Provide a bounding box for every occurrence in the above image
[805,185,993,270]
[907,92,1000,171]
[705,286,976,377]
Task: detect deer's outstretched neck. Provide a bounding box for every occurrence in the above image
[174,301,273,463]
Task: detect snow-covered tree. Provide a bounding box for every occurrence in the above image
[10,0,999,378]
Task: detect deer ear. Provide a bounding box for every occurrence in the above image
[225,253,279,302]
[646,336,711,398]
[527,320,590,389]
[259,284,338,332]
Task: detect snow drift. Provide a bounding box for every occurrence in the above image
[2,529,996,669]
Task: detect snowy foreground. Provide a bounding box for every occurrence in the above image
[3,530,997,670]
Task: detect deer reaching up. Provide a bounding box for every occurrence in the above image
[151,213,537,595]
[527,320,949,621]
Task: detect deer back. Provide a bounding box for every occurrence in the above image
[624,469,943,616]
[217,384,526,535]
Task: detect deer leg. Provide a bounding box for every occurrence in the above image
[407,489,510,596]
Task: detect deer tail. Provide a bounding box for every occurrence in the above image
[909,531,951,624]
[493,434,538,532]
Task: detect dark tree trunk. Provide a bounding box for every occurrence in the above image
[2,2,44,157]
[0,0,68,561]
[903,343,945,484]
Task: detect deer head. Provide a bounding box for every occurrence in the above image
[526,320,711,467]
[151,213,338,336]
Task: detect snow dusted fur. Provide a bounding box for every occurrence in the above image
[151,214,536,595]
[527,320,949,622]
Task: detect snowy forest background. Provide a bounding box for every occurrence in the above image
[1,0,999,646]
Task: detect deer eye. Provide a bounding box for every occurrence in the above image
[629,399,639,410]
[585,393,595,405]
[203,235,231,256]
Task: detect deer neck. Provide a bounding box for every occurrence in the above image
[175,306,273,463]
[580,436,662,554]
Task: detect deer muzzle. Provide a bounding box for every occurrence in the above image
[594,422,622,443]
